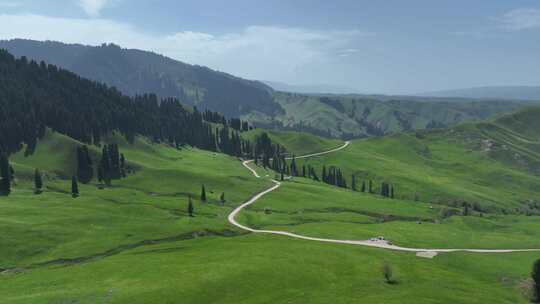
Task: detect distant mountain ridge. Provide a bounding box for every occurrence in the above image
[242,91,533,138]
[420,86,540,101]
[263,80,363,95]
[0,39,281,118]
[2,39,536,140]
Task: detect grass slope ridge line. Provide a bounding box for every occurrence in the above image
[228,141,540,254]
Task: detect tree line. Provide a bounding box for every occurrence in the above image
[203,110,252,133]
[251,148,397,199]
[0,50,266,161]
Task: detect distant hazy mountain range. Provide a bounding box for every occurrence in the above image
[262,80,363,95]
[420,86,540,101]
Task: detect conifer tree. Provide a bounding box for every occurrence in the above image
[302,165,306,177]
[71,176,79,198]
[188,196,194,217]
[390,186,395,199]
[381,182,388,197]
[220,192,226,206]
[369,180,373,193]
[97,166,104,184]
[100,146,112,185]
[0,153,11,195]
[34,169,43,193]
[351,174,356,191]
[290,155,297,176]
[120,153,126,177]
[201,185,207,202]
[361,181,366,193]
[77,146,93,184]
[462,203,470,216]
[531,259,540,303]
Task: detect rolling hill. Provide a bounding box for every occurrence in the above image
[293,106,540,211]
[243,91,532,138]
[3,108,540,303]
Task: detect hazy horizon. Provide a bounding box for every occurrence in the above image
[1,0,539,94]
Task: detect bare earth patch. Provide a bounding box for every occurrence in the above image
[416,251,438,259]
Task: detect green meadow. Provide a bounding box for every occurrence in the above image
[1,117,540,303]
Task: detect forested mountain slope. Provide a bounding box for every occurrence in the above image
[0,39,281,118]
[0,49,289,167]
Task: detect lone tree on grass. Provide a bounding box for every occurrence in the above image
[201,185,207,202]
[220,192,226,206]
[34,169,43,194]
[71,176,79,198]
[188,196,194,217]
[382,261,394,284]
[531,259,540,303]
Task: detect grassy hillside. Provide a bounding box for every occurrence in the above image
[239,177,540,249]
[1,124,540,303]
[243,91,533,138]
[2,130,271,268]
[293,107,540,211]
[242,129,342,155]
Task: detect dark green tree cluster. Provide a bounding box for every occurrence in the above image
[0,153,12,195]
[202,109,226,125]
[380,182,394,198]
[252,132,286,168]
[0,50,271,160]
[203,110,251,132]
[305,165,320,181]
[76,145,93,184]
[98,144,126,185]
[228,118,250,132]
[321,165,347,188]
[217,126,247,157]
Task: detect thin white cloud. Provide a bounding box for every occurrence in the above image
[496,8,540,31]
[338,48,360,57]
[78,0,109,17]
[0,14,372,81]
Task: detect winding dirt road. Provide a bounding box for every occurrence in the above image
[228,141,540,256]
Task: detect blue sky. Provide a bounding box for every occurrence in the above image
[0,0,539,94]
